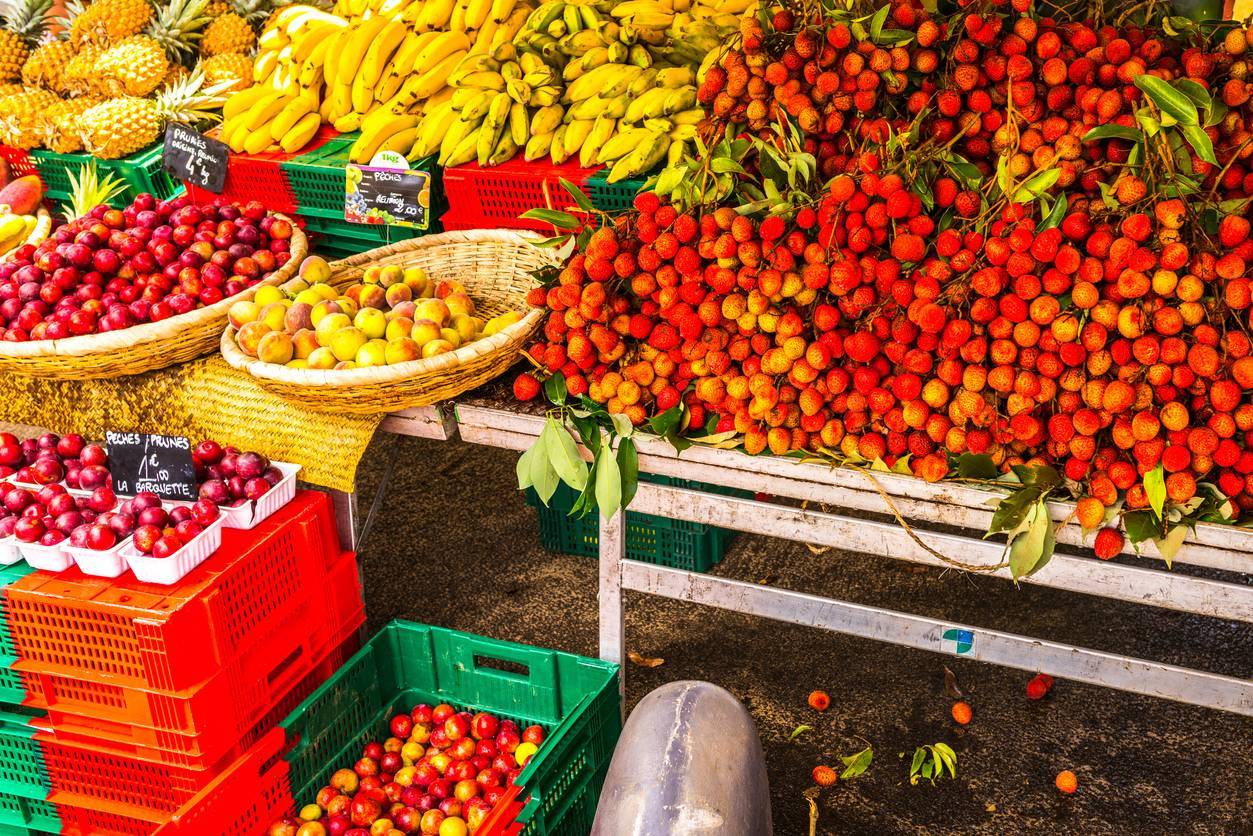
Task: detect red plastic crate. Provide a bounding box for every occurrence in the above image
[36,608,362,817]
[0,145,41,186]
[56,726,292,836]
[183,127,339,215]
[6,490,341,694]
[440,158,597,233]
[32,550,363,769]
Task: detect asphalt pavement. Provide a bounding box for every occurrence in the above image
[353,432,1253,836]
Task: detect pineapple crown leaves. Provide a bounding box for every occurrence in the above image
[147,0,213,59]
[64,160,127,219]
[2,0,54,41]
[158,62,235,123]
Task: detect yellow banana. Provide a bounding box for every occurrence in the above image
[564,63,641,101]
[448,0,470,31]
[351,71,377,113]
[415,0,456,30]
[351,114,421,163]
[444,129,481,167]
[579,113,616,168]
[628,67,658,95]
[382,30,440,83]
[337,14,394,86]
[410,49,468,99]
[242,92,293,130]
[477,91,512,165]
[656,67,694,88]
[529,104,563,135]
[459,71,506,91]
[562,118,594,156]
[663,87,696,114]
[508,101,528,147]
[464,0,492,29]
[269,96,317,140]
[253,50,280,84]
[333,111,365,132]
[667,137,687,166]
[223,85,274,121]
[490,0,516,23]
[280,112,323,153]
[414,30,471,70]
[488,132,518,166]
[328,82,353,120]
[524,131,553,161]
[359,18,409,87]
[450,53,500,83]
[243,126,277,154]
[457,90,495,124]
[379,126,420,156]
[597,127,652,163]
[426,84,455,109]
[608,131,669,182]
[671,108,703,125]
[548,124,570,163]
[321,28,352,86]
[413,102,458,157]
[471,15,501,53]
[257,26,288,51]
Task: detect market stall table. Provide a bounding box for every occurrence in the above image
[449,401,1253,717]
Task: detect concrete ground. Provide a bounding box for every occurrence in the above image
[354,432,1252,836]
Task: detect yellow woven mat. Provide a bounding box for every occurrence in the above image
[0,356,383,492]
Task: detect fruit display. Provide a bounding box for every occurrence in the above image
[225,253,521,369]
[0,0,245,156]
[0,481,123,549]
[0,175,51,261]
[127,491,221,557]
[270,704,546,836]
[0,191,297,342]
[0,430,112,488]
[512,0,1253,562]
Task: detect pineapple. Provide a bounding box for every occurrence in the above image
[79,66,231,158]
[94,34,170,96]
[202,50,251,91]
[0,0,53,83]
[38,96,101,153]
[69,0,153,47]
[200,0,271,56]
[20,36,77,93]
[144,0,213,62]
[62,41,104,94]
[0,86,59,147]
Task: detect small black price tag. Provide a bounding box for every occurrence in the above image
[345,159,431,230]
[105,431,198,500]
[162,123,229,194]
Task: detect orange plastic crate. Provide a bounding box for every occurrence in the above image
[32,550,362,769]
[56,726,292,836]
[37,610,362,817]
[6,491,341,693]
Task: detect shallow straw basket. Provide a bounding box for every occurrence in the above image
[0,216,306,380]
[220,229,557,414]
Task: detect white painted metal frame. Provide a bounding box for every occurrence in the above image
[454,402,1253,717]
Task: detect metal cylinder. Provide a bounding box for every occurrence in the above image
[592,680,772,836]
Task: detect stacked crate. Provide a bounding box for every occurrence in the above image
[2,490,363,835]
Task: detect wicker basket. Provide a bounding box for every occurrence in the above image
[0,216,307,380]
[219,229,555,414]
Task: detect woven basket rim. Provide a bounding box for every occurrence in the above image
[218,228,555,388]
[0,214,306,359]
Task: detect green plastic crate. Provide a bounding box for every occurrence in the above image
[0,791,58,834]
[29,144,181,206]
[586,169,646,215]
[0,710,47,804]
[0,563,33,659]
[282,134,445,227]
[299,214,428,260]
[0,656,24,707]
[279,620,620,836]
[526,473,746,572]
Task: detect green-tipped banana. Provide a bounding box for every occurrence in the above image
[667,138,687,167]
[628,43,652,68]
[608,131,669,182]
[598,127,653,163]
[663,87,697,114]
[579,114,616,168]
[624,87,670,123]
[561,4,581,33]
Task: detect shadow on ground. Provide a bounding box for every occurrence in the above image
[353,433,1252,836]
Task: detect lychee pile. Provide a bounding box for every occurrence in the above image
[514,0,1253,556]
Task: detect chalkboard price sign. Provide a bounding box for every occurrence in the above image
[345,156,431,230]
[105,431,198,500]
[162,123,228,193]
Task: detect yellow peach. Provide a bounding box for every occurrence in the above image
[333,360,357,370]
[385,283,412,308]
[315,313,352,345]
[294,288,324,308]
[310,299,343,327]
[298,255,332,284]
[359,284,387,310]
[227,301,260,329]
[257,331,294,365]
[386,316,415,342]
[286,358,310,369]
[415,298,450,326]
[307,347,337,369]
[421,339,454,358]
[354,307,388,340]
[355,340,388,367]
[444,292,475,318]
[253,285,285,307]
[292,328,320,359]
[403,267,428,295]
[379,265,405,287]
[410,318,442,347]
[235,321,272,357]
[362,265,384,285]
[330,327,368,361]
[439,327,462,349]
[385,337,421,364]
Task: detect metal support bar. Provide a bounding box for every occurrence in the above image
[620,561,1253,716]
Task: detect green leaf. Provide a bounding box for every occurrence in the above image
[1144,465,1166,519]
[530,422,560,506]
[789,724,812,740]
[1013,464,1062,492]
[617,437,638,510]
[1008,500,1051,580]
[609,412,634,439]
[840,746,873,779]
[558,178,595,214]
[648,405,683,437]
[850,19,867,40]
[515,443,536,490]
[547,418,588,492]
[1081,124,1142,143]
[1013,168,1060,202]
[570,413,601,457]
[520,208,580,229]
[655,166,684,196]
[1180,124,1218,165]
[1123,510,1160,545]
[1038,193,1067,231]
[871,457,891,473]
[955,453,998,479]
[544,373,567,405]
[934,743,957,778]
[868,4,890,40]
[1136,112,1163,137]
[533,234,572,249]
[910,748,926,774]
[594,443,622,519]
[988,486,1042,534]
[995,154,1011,197]
[1134,75,1199,125]
[1174,78,1212,111]
[877,28,914,44]
[1154,524,1187,568]
[1030,507,1057,577]
[711,157,746,175]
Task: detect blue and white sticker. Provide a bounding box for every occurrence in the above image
[941,628,974,656]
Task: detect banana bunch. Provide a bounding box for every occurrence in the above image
[220,87,324,153]
[426,51,544,166]
[0,208,51,263]
[254,6,352,89]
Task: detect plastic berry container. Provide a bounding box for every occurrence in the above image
[0,536,21,566]
[123,517,225,585]
[17,538,73,572]
[191,461,302,530]
[67,538,130,578]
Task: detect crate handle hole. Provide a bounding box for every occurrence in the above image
[473,655,529,678]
